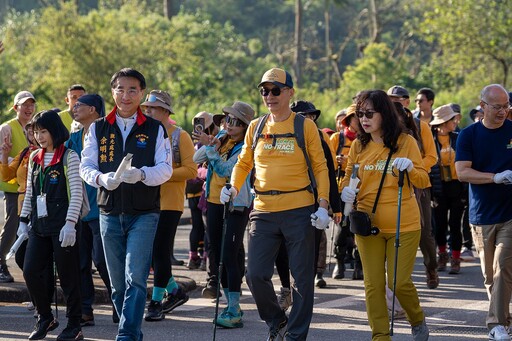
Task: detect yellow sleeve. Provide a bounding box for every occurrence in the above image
[419,120,438,172]
[305,119,329,203]
[0,151,21,182]
[169,129,198,182]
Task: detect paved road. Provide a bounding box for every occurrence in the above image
[0,219,498,340]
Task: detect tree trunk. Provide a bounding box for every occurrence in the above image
[324,0,331,88]
[368,0,379,43]
[163,0,173,19]
[294,0,303,87]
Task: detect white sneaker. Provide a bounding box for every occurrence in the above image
[277,287,292,312]
[411,320,429,341]
[460,247,475,262]
[489,325,511,340]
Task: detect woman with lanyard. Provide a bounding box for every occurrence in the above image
[193,101,255,328]
[429,104,465,274]
[17,110,84,341]
[341,90,430,341]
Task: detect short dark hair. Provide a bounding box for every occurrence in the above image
[110,68,146,90]
[416,87,435,102]
[355,90,403,151]
[68,84,86,92]
[31,110,70,148]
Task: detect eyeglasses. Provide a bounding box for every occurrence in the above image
[481,100,511,112]
[73,102,88,110]
[20,102,35,109]
[225,115,245,127]
[145,94,169,106]
[259,87,287,97]
[356,110,377,119]
[113,88,140,97]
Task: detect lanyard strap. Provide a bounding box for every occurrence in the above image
[371,150,393,216]
[38,165,51,192]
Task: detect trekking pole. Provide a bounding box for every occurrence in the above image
[390,170,405,336]
[213,183,233,341]
[328,218,335,272]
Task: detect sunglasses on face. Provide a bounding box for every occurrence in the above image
[225,115,245,127]
[259,87,286,97]
[145,94,170,106]
[356,110,377,119]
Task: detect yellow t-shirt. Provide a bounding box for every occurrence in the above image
[231,112,329,212]
[342,133,430,233]
[437,134,458,181]
[330,132,355,191]
[160,126,198,211]
[208,139,237,205]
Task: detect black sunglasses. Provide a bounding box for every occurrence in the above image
[225,115,245,127]
[356,110,377,119]
[259,87,285,97]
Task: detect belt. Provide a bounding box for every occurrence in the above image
[254,185,311,196]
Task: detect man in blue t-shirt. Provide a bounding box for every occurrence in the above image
[455,84,512,341]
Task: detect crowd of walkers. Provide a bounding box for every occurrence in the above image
[0,63,511,341]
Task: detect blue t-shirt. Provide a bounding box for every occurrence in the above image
[455,120,512,225]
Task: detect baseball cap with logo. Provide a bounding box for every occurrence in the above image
[387,85,409,98]
[222,101,255,125]
[258,68,294,88]
[141,90,174,114]
[13,91,36,106]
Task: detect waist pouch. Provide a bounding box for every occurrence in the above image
[349,210,380,236]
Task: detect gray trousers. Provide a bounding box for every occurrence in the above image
[415,188,438,271]
[0,192,19,265]
[246,205,315,341]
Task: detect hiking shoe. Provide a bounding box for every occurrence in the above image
[426,268,439,289]
[315,273,326,288]
[56,326,84,341]
[28,315,59,340]
[267,316,288,341]
[411,320,429,341]
[80,314,95,327]
[489,325,511,340]
[171,256,184,266]
[332,261,345,279]
[460,247,475,262]
[187,256,201,270]
[202,277,221,299]
[449,257,461,274]
[199,258,207,271]
[215,309,244,328]
[277,287,292,312]
[437,252,449,271]
[0,264,14,283]
[144,300,164,321]
[162,288,189,313]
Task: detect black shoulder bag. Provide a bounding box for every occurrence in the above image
[349,150,393,236]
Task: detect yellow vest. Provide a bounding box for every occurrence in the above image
[58,110,73,132]
[0,119,28,192]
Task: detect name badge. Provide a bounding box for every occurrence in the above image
[37,193,48,218]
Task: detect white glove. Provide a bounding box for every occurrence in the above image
[220,186,238,204]
[493,170,512,184]
[121,167,143,184]
[98,172,122,191]
[392,157,414,172]
[311,207,330,230]
[59,221,76,248]
[341,187,358,204]
[17,222,29,239]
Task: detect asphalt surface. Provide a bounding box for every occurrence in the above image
[0,197,506,340]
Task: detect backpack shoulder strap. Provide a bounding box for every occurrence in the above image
[251,114,269,150]
[336,132,345,155]
[171,126,182,164]
[294,114,317,190]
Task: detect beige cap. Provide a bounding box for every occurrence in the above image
[192,111,214,128]
[222,101,255,125]
[430,104,458,126]
[14,91,36,106]
[141,90,174,114]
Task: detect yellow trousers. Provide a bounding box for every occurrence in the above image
[356,230,425,341]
